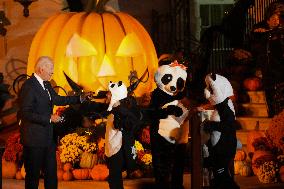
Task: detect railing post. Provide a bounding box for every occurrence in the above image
[190,112,202,189]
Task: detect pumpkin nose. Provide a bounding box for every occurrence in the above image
[170,86,176,92]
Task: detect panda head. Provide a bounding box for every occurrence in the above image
[204,73,234,105]
[107,81,128,111]
[154,60,187,96]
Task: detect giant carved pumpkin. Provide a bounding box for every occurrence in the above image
[27,7,158,96]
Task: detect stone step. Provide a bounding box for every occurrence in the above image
[236,117,271,131]
[238,103,269,117]
[246,91,266,104]
[236,130,248,145]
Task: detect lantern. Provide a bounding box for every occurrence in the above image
[27,5,158,97]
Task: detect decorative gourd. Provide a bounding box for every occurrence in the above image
[21,164,26,178]
[62,171,73,181]
[27,1,158,97]
[234,150,246,161]
[63,163,73,171]
[80,152,98,169]
[243,77,262,91]
[280,165,284,182]
[252,150,275,175]
[72,168,90,180]
[90,164,109,181]
[15,170,24,180]
[57,169,64,181]
[239,164,252,177]
[2,159,17,179]
[234,160,245,175]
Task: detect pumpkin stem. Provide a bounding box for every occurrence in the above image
[85,0,110,13]
[255,121,259,130]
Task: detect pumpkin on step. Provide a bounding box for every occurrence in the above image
[80,152,97,169]
[90,164,109,181]
[2,159,17,179]
[247,125,266,157]
[243,77,262,91]
[72,169,90,180]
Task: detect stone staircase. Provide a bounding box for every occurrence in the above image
[236,91,271,151]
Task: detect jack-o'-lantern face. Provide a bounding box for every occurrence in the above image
[27,12,158,96]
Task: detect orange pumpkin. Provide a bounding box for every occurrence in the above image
[27,4,158,97]
[80,152,97,169]
[252,150,275,175]
[15,170,24,180]
[63,163,73,172]
[243,77,262,91]
[72,168,90,180]
[62,171,73,181]
[234,160,245,175]
[57,169,64,181]
[234,150,246,161]
[2,159,17,179]
[90,164,109,181]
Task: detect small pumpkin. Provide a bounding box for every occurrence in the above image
[234,150,246,161]
[2,159,17,179]
[57,169,64,181]
[90,164,109,181]
[62,171,73,181]
[72,169,90,180]
[15,170,24,180]
[239,164,252,177]
[80,152,97,169]
[234,160,245,175]
[63,163,73,172]
[243,77,262,91]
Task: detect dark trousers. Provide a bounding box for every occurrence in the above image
[151,134,187,189]
[23,143,57,189]
[107,144,137,189]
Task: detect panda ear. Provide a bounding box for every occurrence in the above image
[118,81,122,86]
[211,73,216,81]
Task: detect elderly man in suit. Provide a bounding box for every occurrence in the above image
[18,56,91,189]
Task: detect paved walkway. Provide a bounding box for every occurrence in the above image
[3,174,284,189]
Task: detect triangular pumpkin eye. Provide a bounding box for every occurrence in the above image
[97,55,116,77]
[116,33,144,57]
[66,33,98,57]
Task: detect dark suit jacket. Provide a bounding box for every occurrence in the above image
[18,74,80,147]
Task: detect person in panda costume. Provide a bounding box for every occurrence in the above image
[148,60,189,189]
[201,73,240,189]
[105,81,143,189]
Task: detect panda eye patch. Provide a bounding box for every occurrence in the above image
[161,74,172,85]
[110,83,115,88]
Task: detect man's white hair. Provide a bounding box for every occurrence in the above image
[34,56,53,72]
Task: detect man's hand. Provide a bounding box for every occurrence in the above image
[51,114,62,123]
